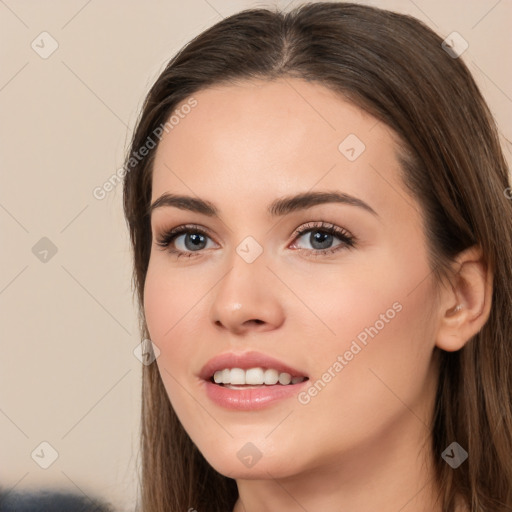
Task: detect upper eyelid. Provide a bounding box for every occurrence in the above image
[292,221,351,235]
[155,221,347,235]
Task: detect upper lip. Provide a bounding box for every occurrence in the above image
[199,351,308,381]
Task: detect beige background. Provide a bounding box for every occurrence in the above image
[1,1,510,510]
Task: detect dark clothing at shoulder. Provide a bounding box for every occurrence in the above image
[0,490,114,512]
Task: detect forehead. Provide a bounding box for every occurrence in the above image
[150,78,414,221]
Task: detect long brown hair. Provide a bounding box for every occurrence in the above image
[123,3,512,511]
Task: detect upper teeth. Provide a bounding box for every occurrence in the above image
[213,367,306,386]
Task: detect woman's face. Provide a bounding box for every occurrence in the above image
[144,78,441,479]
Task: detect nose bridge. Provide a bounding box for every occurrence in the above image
[209,236,284,332]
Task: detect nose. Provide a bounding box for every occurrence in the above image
[209,249,285,335]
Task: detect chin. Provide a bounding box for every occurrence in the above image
[197,442,301,480]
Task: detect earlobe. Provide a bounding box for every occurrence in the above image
[435,245,493,352]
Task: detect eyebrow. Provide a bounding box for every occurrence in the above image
[148,190,378,218]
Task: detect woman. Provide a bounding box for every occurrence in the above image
[123,3,512,511]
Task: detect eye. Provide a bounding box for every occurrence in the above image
[154,221,356,259]
[155,224,217,259]
[289,221,356,257]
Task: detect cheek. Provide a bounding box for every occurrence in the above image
[280,239,433,354]
[143,260,201,376]
[144,262,170,338]
[143,261,205,417]
[143,258,203,341]
[290,249,437,441]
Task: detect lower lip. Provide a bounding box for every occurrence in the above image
[203,379,309,410]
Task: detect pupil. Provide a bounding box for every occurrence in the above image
[311,231,332,249]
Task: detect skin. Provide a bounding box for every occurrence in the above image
[143,78,492,512]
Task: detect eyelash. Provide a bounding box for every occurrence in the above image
[154,221,357,259]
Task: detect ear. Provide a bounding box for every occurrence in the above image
[435,245,493,352]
